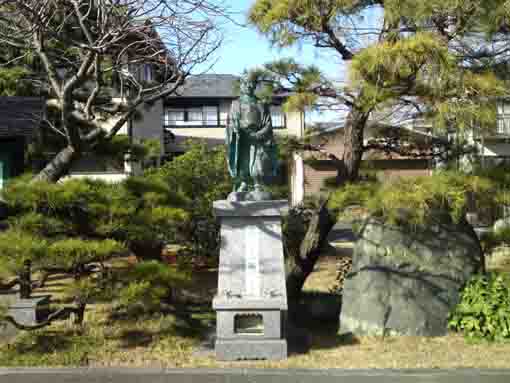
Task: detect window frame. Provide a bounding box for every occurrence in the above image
[163,104,222,128]
[270,105,286,130]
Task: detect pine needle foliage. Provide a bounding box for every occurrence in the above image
[0,171,191,319]
[350,32,506,130]
[0,230,47,276]
[118,261,192,311]
[329,171,496,227]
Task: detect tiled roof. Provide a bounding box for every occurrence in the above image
[0,97,45,138]
[166,74,240,99]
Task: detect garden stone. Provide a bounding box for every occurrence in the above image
[339,213,484,337]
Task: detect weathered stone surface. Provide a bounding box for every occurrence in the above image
[215,339,287,361]
[7,295,51,326]
[339,215,484,337]
[213,200,288,217]
[213,199,288,361]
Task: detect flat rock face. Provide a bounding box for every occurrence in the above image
[339,216,484,337]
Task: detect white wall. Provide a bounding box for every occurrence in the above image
[68,98,164,178]
[478,142,510,157]
[291,152,305,206]
[132,99,164,148]
[63,172,129,183]
[168,103,304,144]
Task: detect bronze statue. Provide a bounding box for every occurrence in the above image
[226,92,278,201]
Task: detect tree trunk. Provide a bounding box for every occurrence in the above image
[32,145,79,183]
[286,199,336,311]
[337,107,370,184]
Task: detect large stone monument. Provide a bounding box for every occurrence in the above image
[212,82,288,360]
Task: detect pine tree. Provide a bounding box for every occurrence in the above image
[249,0,509,183]
[249,0,510,301]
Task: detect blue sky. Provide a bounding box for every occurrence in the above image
[204,1,346,78]
[198,1,381,122]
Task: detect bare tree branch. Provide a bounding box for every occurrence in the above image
[0,0,228,181]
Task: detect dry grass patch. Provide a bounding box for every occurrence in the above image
[3,249,510,368]
[188,334,510,369]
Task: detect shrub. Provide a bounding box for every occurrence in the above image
[117,261,192,312]
[149,142,232,259]
[449,273,510,341]
[0,173,191,325]
[47,238,126,277]
[0,230,47,276]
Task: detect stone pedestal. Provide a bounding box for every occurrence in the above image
[7,295,51,326]
[212,200,288,361]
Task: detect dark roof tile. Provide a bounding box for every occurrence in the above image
[0,97,45,138]
[166,74,240,99]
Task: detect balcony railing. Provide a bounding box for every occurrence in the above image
[163,119,228,128]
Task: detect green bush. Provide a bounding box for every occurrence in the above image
[0,230,47,276]
[47,238,126,276]
[0,173,191,322]
[149,142,232,259]
[449,273,510,341]
[117,261,192,312]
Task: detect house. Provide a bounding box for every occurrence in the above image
[0,97,45,188]
[68,74,307,184]
[470,102,510,168]
[289,122,436,203]
[291,97,510,205]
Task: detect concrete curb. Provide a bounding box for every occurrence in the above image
[1,368,510,383]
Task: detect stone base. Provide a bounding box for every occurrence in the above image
[7,295,51,326]
[215,339,287,361]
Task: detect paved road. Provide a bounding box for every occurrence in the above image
[1,368,510,383]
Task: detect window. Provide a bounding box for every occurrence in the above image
[204,106,219,125]
[187,108,203,124]
[164,108,185,126]
[143,64,153,82]
[271,105,285,129]
[163,105,220,127]
[497,103,510,135]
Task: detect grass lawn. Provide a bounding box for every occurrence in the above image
[1,244,510,368]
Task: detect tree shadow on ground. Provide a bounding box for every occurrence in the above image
[109,302,215,347]
[117,329,154,348]
[4,328,92,354]
[287,291,359,355]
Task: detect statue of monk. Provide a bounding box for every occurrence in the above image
[226,95,278,200]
